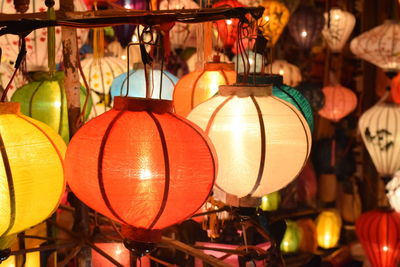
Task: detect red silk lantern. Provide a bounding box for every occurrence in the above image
[318,84,357,122]
[356,210,400,267]
[212,0,244,50]
[65,97,216,254]
[391,72,400,104]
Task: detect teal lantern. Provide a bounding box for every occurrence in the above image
[259,191,280,211]
[280,220,300,254]
[110,68,179,100]
[11,72,92,143]
[237,74,314,131]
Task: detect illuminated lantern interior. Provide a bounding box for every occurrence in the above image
[258,0,290,46]
[316,210,342,249]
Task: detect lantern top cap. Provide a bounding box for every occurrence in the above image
[113,97,173,113]
[0,102,20,114]
[204,62,235,71]
[219,84,272,97]
[237,73,284,85]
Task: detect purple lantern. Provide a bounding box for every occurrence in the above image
[288,5,324,49]
[113,0,148,48]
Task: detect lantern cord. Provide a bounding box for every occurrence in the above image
[1,37,26,102]
[77,43,91,126]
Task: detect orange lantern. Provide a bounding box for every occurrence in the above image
[318,84,357,122]
[173,60,236,117]
[391,72,400,104]
[65,97,216,255]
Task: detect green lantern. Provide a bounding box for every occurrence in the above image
[280,220,300,254]
[11,72,92,143]
[260,191,280,211]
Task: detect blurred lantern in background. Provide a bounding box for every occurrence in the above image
[80,55,126,117]
[297,219,317,253]
[258,0,290,46]
[212,0,244,52]
[318,84,357,122]
[259,191,280,211]
[267,60,302,87]
[288,5,324,50]
[296,160,317,204]
[280,220,300,254]
[0,61,25,100]
[390,72,400,103]
[351,20,400,74]
[233,51,264,74]
[159,0,199,50]
[187,84,311,198]
[296,82,325,111]
[316,210,342,249]
[110,68,179,100]
[65,97,216,251]
[356,210,400,267]
[92,243,131,267]
[322,8,355,52]
[173,60,236,117]
[0,0,88,71]
[387,172,400,212]
[0,102,65,238]
[359,101,400,177]
[11,72,92,143]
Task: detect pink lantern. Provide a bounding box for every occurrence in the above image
[318,84,357,122]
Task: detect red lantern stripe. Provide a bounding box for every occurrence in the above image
[205,96,233,134]
[248,96,266,196]
[0,132,16,238]
[147,111,171,230]
[98,110,129,225]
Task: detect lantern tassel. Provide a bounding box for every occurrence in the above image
[47,0,56,77]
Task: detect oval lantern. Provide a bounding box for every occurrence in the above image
[259,191,280,211]
[0,0,88,71]
[316,210,342,249]
[351,20,400,73]
[280,220,300,254]
[356,210,400,267]
[187,84,311,198]
[0,102,65,238]
[359,101,400,177]
[387,172,400,212]
[65,97,216,251]
[258,0,290,46]
[11,72,92,143]
[297,219,317,253]
[0,61,25,100]
[212,0,244,51]
[318,84,357,122]
[288,5,325,50]
[159,0,199,50]
[267,60,302,87]
[110,68,179,100]
[80,56,126,117]
[322,8,356,53]
[173,61,236,117]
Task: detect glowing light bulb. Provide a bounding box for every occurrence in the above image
[249,58,254,65]
[124,3,131,9]
[264,16,270,22]
[226,19,233,25]
[301,31,308,37]
[139,169,152,180]
[132,35,138,43]
[334,14,340,20]
[121,55,127,60]
[115,248,122,255]
[54,101,61,108]
[279,69,284,75]
[383,246,389,252]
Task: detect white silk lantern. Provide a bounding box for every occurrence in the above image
[322,8,355,52]
[267,60,302,87]
[359,101,400,177]
[187,84,312,198]
[351,20,400,73]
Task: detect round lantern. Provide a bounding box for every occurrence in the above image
[387,172,400,212]
[65,97,216,249]
[288,5,325,49]
[0,61,25,100]
[318,84,357,122]
[187,84,311,198]
[173,62,236,117]
[0,102,66,238]
[322,8,356,52]
[259,191,280,211]
[258,0,290,46]
[351,20,400,73]
[297,219,317,253]
[0,0,88,71]
[159,0,199,50]
[359,101,400,177]
[110,68,179,100]
[356,210,400,267]
[11,72,92,143]
[233,51,264,74]
[212,0,244,50]
[267,60,302,87]
[280,220,300,254]
[296,82,325,111]
[316,210,342,249]
[80,56,126,117]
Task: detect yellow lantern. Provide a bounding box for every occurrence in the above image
[173,61,236,117]
[258,0,290,47]
[259,191,280,211]
[316,210,342,249]
[0,102,66,238]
